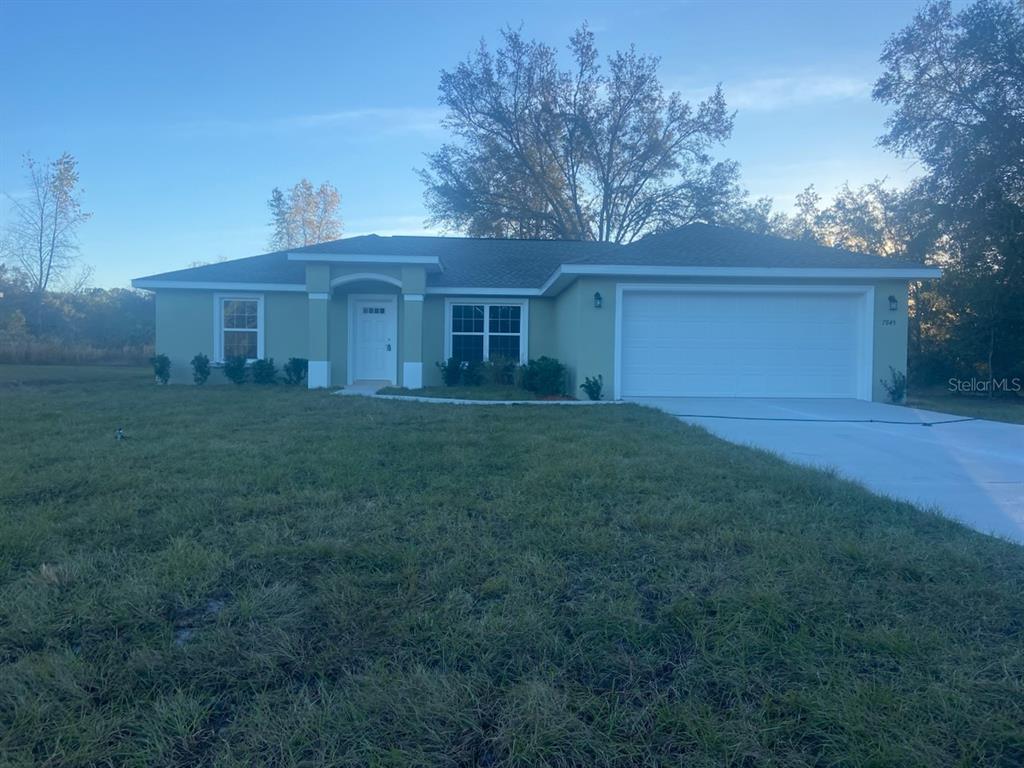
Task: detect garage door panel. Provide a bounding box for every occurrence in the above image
[620,290,864,398]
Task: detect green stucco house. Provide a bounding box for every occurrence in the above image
[132,224,939,400]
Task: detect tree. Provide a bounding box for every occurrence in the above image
[873,0,1024,383]
[786,186,825,242]
[4,153,91,326]
[267,179,343,250]
[721,195,788,237]
[419,25,737,243]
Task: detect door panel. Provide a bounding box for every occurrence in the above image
[353,299,396,382]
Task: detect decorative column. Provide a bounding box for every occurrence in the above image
[401,266,426,389]
[306,263,331,389]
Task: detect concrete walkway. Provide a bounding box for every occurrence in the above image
[337,380,392,397]
[631,397,1024,544]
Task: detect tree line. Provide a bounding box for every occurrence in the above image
[0,153,154,364]
[2,0,1018,386]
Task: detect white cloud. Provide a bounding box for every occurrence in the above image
[680,74,871,112]
[730,75,871,111]
[174,107,445,139]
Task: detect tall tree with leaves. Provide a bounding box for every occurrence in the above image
[420,25,737,242]
[267,179,343,250]
[4,153,91,327]
[873,0,1024,383]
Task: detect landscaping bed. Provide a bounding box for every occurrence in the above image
[377,385,542,401]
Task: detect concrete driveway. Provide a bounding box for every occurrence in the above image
[630,397,1024,544]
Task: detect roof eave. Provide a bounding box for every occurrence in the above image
[130,279,306,292]
[538,264,941,296]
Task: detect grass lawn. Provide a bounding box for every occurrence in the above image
[377,385,541,401]
[1,367,1023,767]
[0,363,151,386]
[907,386,1024,425]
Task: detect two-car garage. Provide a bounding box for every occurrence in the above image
[616,285,873,400]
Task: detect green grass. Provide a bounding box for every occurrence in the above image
[1,367,1022,767]
[0,363,151,386]
[907,386,1024,425]
[378,384,541,400]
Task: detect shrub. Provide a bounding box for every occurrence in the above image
[283,357,308,386]
[436,357,494,387]
[580,374,603,401]
[223,356,247,385]
[880,366,908,403]
[462,360,485,386]
[484,357,518,386]
[150,354,170,385]
[191,353,210,385]
[251,358,278,385]
[523,356,566,397]
[437,357,463,387]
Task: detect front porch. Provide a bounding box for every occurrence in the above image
[298,257,435,390]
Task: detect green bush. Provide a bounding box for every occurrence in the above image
[462,360,485,386]
[149,354,170,385]
[191,353,210,385]
[580,374,603,401]
[437,357,463,387]
[223,356,247,385]
[484,357,519,386]
[251,358,277,385]
[283,357,308,386]
[523,356,566,397]
[881,366,908,403]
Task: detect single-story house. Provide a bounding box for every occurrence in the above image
[132,223,940,400]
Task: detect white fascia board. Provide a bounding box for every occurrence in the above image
[539,266,567,295]
[286,253,441,267]
[424,286,542,296]
[131,279,306,292]
[539,264,940,293]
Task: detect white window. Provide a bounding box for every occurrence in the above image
[445,300,528,363]
[214,294,264,362]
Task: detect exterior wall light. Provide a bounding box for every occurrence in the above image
[888,295,898,312]
[593,291,603,309]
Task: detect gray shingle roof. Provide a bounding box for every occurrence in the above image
[289,234,627,287]
[570,223,927,269]
[134,250,305,285]
[134,224,930,289]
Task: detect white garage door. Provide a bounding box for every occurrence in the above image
[619,288,868,399]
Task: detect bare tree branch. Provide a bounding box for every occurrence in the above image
[420,25,736,242]
[268,180,343,249]
[4,153,91,328]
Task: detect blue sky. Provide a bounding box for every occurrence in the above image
[1,0,930,288]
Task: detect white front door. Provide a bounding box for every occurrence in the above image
[352,297,397,383]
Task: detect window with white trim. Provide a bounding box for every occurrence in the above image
[448,302,525,363]
[214,294,264,362]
